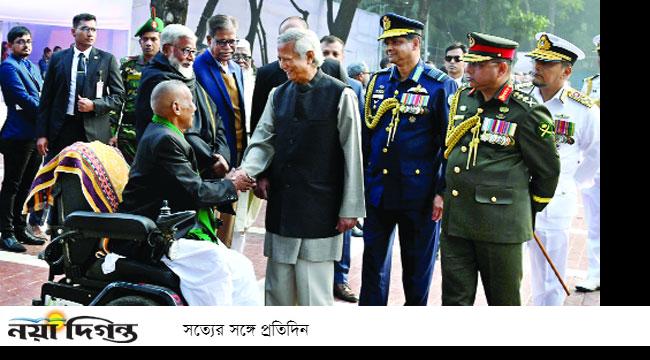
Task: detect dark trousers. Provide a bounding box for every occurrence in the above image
[359,204,440,306]
[334,229,352,285]
[46,115,87,163]
[440,234,523,306]
[0,139,42,236]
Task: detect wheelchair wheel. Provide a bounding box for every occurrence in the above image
[105,295,160,306]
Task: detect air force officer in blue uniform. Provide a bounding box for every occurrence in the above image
[359,13,457,305]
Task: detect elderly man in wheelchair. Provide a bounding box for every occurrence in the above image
[30,80,259,306]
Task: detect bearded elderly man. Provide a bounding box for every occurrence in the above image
[237,28,365,306]
[135,24,231,180]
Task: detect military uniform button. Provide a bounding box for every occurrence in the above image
[452,190,459,197]
[383,169,389,175]
[461,146,468,153]
[491,196,497,203]
[386,126,391,132]
[382,148,388,153]
[454,166,461,174]
[415,169,420,175]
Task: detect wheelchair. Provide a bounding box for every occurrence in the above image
[34,173,196,306]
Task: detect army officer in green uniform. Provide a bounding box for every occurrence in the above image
[440,32,560,306]
[109,11,164,164]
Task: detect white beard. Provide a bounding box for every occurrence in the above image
[168,54,194,79]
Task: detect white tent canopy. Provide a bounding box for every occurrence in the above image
[0,0,133,30]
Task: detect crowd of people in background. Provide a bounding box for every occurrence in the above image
[0,9,600,306]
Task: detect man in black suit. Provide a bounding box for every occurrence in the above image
[249,16,349,133]
[36,13,124,161]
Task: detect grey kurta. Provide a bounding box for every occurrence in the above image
[241,85,366,264]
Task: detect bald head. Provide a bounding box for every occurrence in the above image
[151,80,196,131]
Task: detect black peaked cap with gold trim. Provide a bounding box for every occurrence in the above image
[463,32,518,63]
[378,13,424,40]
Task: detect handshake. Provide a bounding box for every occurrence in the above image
[225,168,256,192]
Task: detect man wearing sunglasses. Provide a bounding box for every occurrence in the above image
[194,14,248,248]
[135,24,231,190]
[443,42,468,88]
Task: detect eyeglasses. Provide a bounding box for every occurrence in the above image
[77,26,97,33]
[13,39,32,46]
[176,46,198,57]
[445,55,463,62]
[233,54,252,61]
[214,39,239,47]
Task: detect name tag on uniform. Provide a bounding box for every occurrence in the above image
[96,80,104,99]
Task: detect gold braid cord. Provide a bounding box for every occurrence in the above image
[364,74,400,130]
[444,88,484,159]
[443,111,482,159]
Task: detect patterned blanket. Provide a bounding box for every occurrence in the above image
[22,141,130,214]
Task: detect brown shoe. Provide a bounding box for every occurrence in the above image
[28,225,50,241]
[334,283,359,303]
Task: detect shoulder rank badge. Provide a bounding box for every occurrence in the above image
[554,118,575,144]
[480,117,517,146]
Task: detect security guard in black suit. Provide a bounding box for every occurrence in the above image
[359,13,458,306]
[440,32,560,305]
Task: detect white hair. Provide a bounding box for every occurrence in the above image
[161,24,197,46]
[150,80,190,114]
[277,28,323,67]
[236,38,251,52]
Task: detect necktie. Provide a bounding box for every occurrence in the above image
[74,53,86,115]
[76,53,86,98]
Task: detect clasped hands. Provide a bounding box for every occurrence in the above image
[225,167,256,192]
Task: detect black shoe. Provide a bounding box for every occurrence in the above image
[15,229,46,246]
[351,226,363,237]
[1,236,27,253]
[334,283,359,303]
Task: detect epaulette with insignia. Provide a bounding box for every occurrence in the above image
[510,90,539,109]
[514,82,534,94]
[566,88,593,108]
[583,74,600,82]
[424,67,450,82]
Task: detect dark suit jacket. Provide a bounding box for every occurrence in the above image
[0,55,43,140]
[119,121,238,221]
[194,52,247,166]
[249,57,349,133]
[36,47,124,144]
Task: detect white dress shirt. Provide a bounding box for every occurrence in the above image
[531,83,600,229]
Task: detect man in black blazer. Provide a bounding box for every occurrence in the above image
[36,13,124,161]
[249,16,349,133]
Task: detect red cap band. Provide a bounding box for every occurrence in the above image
[470,44,516,60]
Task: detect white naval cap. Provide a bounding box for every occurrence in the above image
[525,32,586,64]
